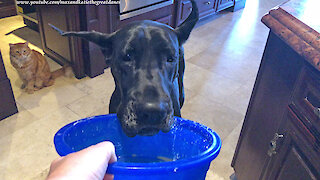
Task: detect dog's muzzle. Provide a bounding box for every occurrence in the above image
[118,100,174,137]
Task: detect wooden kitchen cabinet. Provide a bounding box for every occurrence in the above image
[0,0,16,18]
[176,0,192,25]
[262,106,320,180]
[115,4,176,29]
[36,0,244,78]
[176,0,217,26]
[231,31,304,180]
[232,0,320,179]
[196,0,217,18]
[216,0,234,12]
[157,15,173,26]
[0,51,18,120]
[37,3,176,78]
[37,6,85,79]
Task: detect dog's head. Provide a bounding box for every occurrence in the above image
[49,0,198,137]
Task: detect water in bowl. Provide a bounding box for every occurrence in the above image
[118,154,173,163]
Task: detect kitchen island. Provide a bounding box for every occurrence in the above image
[231,0,320,179]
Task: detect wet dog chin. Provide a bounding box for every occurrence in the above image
[121,118,174,137]
[122,126,170,137]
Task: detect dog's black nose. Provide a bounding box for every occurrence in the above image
[137,101,168,126]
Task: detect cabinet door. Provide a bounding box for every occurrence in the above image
[157,15,173,26]
[0,51,18,120]
[264,108,320,180]
[216,0,234,12]
[37,6,85,78]
[197,0,216,18]
[0,0,16,18]
[176,0,193,26]
[232,32,304,180]
[117,4,174,29]
[83,5,109,78]
[176,0,216,26]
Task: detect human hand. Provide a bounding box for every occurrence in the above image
[47,141,117,180]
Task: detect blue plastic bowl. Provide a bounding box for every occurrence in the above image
[54,114,221,180]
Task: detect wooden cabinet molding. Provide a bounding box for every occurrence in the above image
[0,0,16,18]
[37,6,85,79]
[0,51,18,120]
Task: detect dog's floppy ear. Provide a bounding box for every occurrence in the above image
[48,23,113,50]
[174,0,199,45]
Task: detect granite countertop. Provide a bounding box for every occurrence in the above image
[261,0,320,71]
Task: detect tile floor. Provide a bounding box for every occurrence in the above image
[0,0,287,179]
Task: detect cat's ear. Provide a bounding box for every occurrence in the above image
[9,43,14,47]
[24,42,29,47]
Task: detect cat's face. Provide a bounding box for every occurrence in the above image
[9,42,32,68]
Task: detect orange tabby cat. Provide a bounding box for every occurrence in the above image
[9,42,71,94]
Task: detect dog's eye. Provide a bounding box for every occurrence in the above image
[123,54,132,61]
[167,57,174,62]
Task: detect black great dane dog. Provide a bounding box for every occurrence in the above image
[50,0,199,137]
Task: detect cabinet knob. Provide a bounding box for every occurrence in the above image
[205,1,211,5]
[314,108,320,119]
[267,133,284,157]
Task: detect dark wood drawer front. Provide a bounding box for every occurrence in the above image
[197,0,215,13]
[288,107,320,153]
[157,15,172,26]
[0,0,15,6]
[177,0,216,26]
[275,146,317,180]
[217,0,234,12]
[0,0,16,18]
[264,107,320,180]
[37,6,85,78]
[178,0,193,25]
[0,51,18,120]
[287,108,320,173]
[292,67,320,133]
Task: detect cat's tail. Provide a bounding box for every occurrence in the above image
[51,65,73,79]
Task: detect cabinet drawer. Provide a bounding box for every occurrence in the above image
[0,0,15,6]
[292,67,320,133]
[287,107,320,172]
[179,0,193,24]
[264,107,320,180]
[177,0,216,26]
[157,15,172,26]
[196,0,216,14]
[288,107,320,153]
[217,0,234,12]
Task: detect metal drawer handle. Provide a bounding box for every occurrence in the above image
[305,96,320,119]
[267,133,284,157]
[314,108,320,119]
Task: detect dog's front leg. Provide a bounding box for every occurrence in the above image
[171,80,182,117]
[178,47,186,108]
[109,85,121,114]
